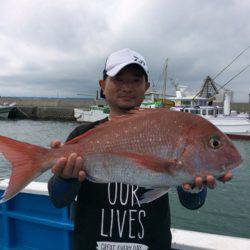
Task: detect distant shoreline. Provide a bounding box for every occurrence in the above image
[0,96,95,100]
[1,96,249,103]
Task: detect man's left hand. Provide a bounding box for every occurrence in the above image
[183,171,233,191]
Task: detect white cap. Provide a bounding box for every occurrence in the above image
[104,48,149,77]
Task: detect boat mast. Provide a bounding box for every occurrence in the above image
[162,58,168,101]
[248,93,250,120]
[193,46,250,102]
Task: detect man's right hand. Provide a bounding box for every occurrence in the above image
[50,140,86,182]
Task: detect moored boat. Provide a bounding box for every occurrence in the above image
[169,87,250,134]
[0,103,16,119]
[74,105,109,122]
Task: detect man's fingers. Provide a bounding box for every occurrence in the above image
[51,153,86,181]
[78,171,86,182]
[206,175,216,189]
[194,176,203,189]
[62,153,77,177]
[51,157,67,174]
[218,171,233,183]
[182,183,192,191]
[72,156,84,178]
[183,176,203,191]
[182,172,233,192]
[50,140,62,148]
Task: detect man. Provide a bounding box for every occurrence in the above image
[48,48,232,250]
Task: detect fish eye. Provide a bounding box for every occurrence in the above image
[209,136,222,149]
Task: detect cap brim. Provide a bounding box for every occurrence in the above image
[106,61,148,77]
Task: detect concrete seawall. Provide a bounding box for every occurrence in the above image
[9,107,75,120]
[230,103,250,113]
[1,97,105,120]
[0,97,105,108]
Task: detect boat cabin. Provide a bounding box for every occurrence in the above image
[171,106,224,117]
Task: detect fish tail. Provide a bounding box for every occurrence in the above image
[0,135,50,203]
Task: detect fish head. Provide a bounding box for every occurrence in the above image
[179,114,243,178]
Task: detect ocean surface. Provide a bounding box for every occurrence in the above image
[0,120,249,239]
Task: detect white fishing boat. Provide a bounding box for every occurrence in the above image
[168,47,250,135]
[141,90,175,109]
[168,82,250,134]
[74,105,109,122]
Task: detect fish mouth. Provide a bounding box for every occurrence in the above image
[225,155,243,171]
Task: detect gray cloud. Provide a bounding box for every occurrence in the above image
[0,0,249,101]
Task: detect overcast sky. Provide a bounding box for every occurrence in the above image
[0,0,249,101]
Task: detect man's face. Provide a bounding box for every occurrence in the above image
[100,65,150,110]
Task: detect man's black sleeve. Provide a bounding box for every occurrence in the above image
[177,186,207,210]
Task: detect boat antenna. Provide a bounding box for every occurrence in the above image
[162,58,168,101]
[169,78,179,91]
[212,45,250,80]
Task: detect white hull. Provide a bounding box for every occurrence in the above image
[171,106,250,134]
[74,108,109,122]
[206,116,250,134]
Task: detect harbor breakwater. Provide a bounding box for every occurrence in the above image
[0,97,249,121]
[0,97,105,120]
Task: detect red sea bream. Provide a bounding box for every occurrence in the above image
[0,109,243,203]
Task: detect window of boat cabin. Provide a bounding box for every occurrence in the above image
[181,100,191,106]
[202,109,206,115]
[208,109,214,115]
[190,109,199,114]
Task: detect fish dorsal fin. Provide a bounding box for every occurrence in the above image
[65,129,96,145]
[65,108,168,145]
[65,119,119,145]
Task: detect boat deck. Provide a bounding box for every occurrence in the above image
[1,179,250,250]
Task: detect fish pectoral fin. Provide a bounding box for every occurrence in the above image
[139,188,170,204]
[86,175,106,183]
[110,151,182,174]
